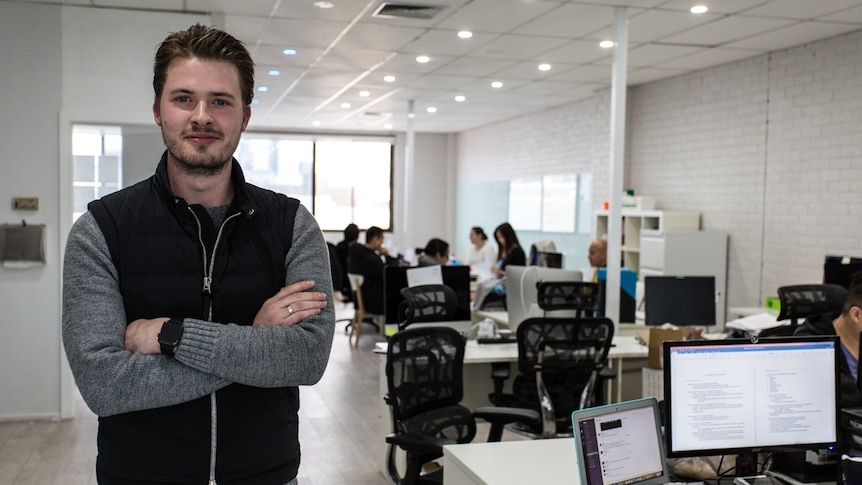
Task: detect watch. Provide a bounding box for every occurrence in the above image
[158,318,184,356]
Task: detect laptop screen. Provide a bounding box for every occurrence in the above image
[572,398,670,485]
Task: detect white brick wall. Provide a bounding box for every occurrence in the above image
[456,28,862,310]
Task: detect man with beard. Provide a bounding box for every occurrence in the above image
[62,24,334,485]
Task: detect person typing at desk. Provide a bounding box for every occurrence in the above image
[347,226,397,315]
[794,272,862,408]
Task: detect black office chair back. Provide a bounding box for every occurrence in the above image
[536,281,602,318]
[513,317,614,437]
[397,284,458,331]
[777,284,847,325]
[385,326,475,442]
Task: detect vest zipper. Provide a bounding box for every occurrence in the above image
[188,207,241,485]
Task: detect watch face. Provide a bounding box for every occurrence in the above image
[159,319,183,354]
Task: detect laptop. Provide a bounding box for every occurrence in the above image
[572,398,672,485]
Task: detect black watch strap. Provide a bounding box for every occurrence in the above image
[158,318,184,356]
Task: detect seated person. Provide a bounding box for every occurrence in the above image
[347,226,395,315]
[467,226,497,265]
[335,223,359,301]
[491,222,526,277]
[795,272,862,408]
[588,238,607,281]
[416,238,450,266]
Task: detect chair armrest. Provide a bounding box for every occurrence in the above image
[598,365,616,379]
[385,433,456,455]
[473,406,540,426]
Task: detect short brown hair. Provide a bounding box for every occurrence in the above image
[153,23,255,106]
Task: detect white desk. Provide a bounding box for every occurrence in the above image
[375,335,647,476]
[443,438,578,485]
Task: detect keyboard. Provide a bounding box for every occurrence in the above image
[476,336,515,344]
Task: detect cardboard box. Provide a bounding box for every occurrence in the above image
[637,327,685,369]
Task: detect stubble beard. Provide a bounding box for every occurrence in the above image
[163,129,240,177]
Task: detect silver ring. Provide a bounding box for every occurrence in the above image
[287,305,294,315]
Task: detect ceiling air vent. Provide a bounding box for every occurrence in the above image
[372,2,445,20]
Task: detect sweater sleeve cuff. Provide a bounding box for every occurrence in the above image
[174,319,219,373]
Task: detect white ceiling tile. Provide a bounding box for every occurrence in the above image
[661,16,798,46]
[434,0,562,33]
[727,21,862,50]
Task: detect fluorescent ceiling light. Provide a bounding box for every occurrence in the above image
[282,48,297,56]
[455,95,466,102]
[599,40,615,48]
[267,70,280,76]
[416,55,430,63]
[538,63,551,71]
[458,30,472,39]
[426,107,437,113]
[359,90,370,97]
[384,75,396,82]
[491,81,503,88]
[691,5,708,14]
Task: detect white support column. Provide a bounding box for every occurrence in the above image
[402,100,416,252]
[606,7,628,331]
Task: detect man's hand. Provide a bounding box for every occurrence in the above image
[253,280,328,327]
[125,317,168,355]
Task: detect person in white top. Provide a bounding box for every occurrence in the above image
[467,226,497,265]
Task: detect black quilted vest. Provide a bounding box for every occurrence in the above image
[88,153,301,485]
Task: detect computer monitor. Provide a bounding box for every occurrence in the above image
[383,265,471,325]
[644,275,716,326]
[823,255,862,290]
[535,251,563,268]
[505,265,583,331]
[663,336,840,477]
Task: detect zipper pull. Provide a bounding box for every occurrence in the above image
[203,276,212,294]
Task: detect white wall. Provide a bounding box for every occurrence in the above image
[457,28,862,309]
[0,2,63,420]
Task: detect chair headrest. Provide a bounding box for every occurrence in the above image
[776,284,847,321]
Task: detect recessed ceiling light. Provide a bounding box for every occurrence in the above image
[690,5,708,14]
[268,70,280,76]
[416,55,430,63]
[600,40,615,48]
[538,63,552,71]
[384,75,396,82]
[455,95,466,102]
[359,90,370,97]
[312,120,321,126]
[257,86,269,92]
[314,1,334,8]
[458,30,473,39]
[251,99,260,105]
[384,123,393,129]
[408,113,415,119]
[340,102,351,109]
[283,48,297,56]
[426,107,437,113]
[491,81,503,88]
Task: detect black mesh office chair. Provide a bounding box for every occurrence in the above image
[490,282,614,438]
[384,326,538,485]
[397,284,458,331]
[762,283,848,337]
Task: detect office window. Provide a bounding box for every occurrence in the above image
[235,135,393,232]
[314,140,392,231]
[507,173,591,234]
[235,136,314,210]
[72,125,123,221]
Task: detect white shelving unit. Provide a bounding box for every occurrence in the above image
[594,209,700,273]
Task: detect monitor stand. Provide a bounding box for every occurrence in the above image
[702,453,762,484]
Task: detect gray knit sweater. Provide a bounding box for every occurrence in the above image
[62,204,335,417]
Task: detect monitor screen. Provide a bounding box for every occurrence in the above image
[823,255,862,290]
[505,265,583,331]
[383,265,471,325]
[535,251,563,268]
[644,275,716,326]
[663,336,839,462]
